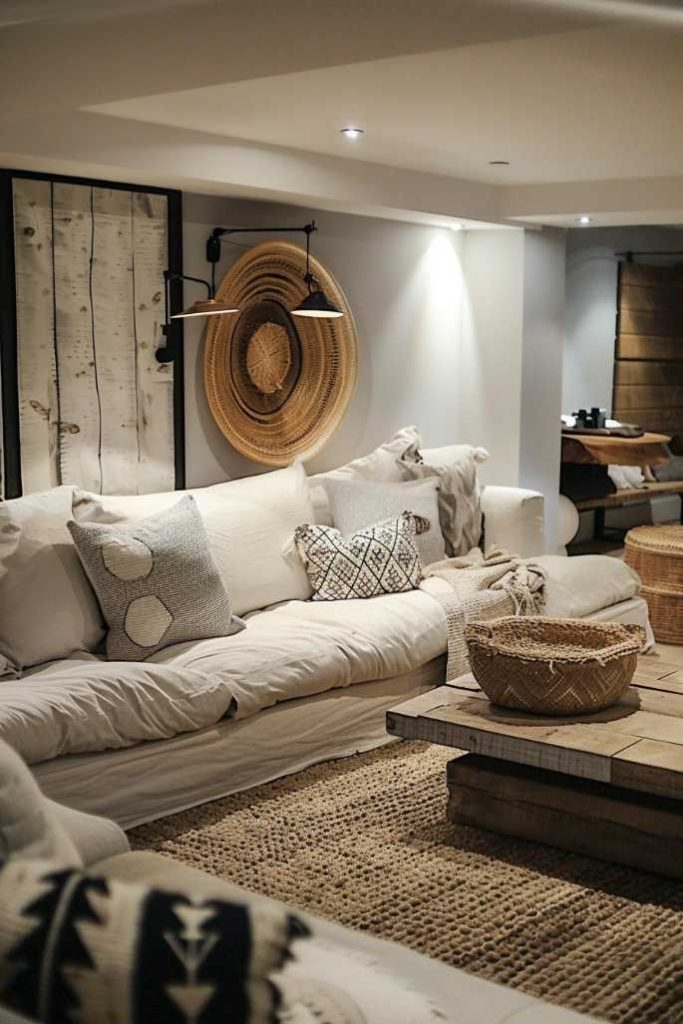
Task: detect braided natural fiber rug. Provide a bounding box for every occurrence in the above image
[130,741,683,1024]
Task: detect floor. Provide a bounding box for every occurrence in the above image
[640,639,683,680]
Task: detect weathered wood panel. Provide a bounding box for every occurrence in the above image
[11,178,175,495]
[52,183,103,493]
[617,334,683,361]
[620,262,683,287]
[613,385,683,411]
[614,361,683,386]
[132,191,174,493]
[13,178,58,493]
[615,261,683,443]
[90,187,140,494]
[619,308,683,337]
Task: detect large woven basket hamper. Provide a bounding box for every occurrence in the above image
[625,524,683,644]
[464,617,644,715]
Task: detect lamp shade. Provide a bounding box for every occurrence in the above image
[171,298,239,319]
[291,288,344,319]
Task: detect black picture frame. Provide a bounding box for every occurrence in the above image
[0,169,185,497]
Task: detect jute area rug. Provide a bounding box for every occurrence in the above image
[130,741,683,1024]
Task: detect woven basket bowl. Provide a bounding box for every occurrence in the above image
[464,617,644,716]
[625,525,683,643]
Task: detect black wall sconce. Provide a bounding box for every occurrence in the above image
[157,220,342,363]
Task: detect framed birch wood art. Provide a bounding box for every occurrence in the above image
[0,171,184,498]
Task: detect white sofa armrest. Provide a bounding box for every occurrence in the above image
[481,485,545,558]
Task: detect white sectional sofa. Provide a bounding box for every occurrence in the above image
[0,435,651,829]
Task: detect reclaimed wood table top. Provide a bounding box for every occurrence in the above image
[561,431,671,466]
[386,660,683,801]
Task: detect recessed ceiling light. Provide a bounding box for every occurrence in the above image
[340,127,364,140]
[489,160,510,166]
[577,215,593,225]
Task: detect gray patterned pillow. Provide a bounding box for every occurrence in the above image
[399,451,482,557]
[68,496,244,661]
[294,513,428,601]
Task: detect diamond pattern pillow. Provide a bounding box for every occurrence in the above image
[68,495,244,661]
[294,513,428,601]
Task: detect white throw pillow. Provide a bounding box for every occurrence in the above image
[308,426,422,524]
[322,477,445,566]
[73,464,315,616]
[0,739,81,866]
[0,486,104,672]
[608,464,646,490]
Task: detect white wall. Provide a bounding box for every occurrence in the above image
[563,225,683,415]
[519,229,566,552]
[183,193,475,485]
[182,194,566,551]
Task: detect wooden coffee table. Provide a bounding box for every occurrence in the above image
[386,668,683,879]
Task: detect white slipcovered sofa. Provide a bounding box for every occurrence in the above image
[0,742,601,1024]
[0,433,650,828]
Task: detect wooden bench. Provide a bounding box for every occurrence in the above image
[575,480,683,539]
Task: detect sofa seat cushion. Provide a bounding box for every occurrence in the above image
[535,554,641,619]
[0,591,447,766]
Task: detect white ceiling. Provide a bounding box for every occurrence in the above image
[3,0,683,227]
[89,22,683,187]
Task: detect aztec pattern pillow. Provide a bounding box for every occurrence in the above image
[294,513,428,601]
[0,858,306,1024]
[400,449,483,557]
[68,496,244,661]
[322,477,445,567]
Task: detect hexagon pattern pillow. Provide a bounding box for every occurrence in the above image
[68,496,244,661]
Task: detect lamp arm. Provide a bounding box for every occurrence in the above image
[157,271,213,365]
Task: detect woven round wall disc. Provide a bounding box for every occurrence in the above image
[204,241,358,466]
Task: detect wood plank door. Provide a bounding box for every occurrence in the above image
[3,174,182,497]
[614,261,683,451]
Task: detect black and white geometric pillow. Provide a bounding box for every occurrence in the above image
[294,513,428,601]
[0,858,307,1024]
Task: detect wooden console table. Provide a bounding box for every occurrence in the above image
[561,431,671,467]
[387,671,683,879]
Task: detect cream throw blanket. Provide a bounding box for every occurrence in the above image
[420,548,546,681]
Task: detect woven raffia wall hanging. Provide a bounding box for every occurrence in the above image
[204,241,358,465]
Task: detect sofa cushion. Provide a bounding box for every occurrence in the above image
[535,554,641,619]
[0,858,303,1024]
[69,496,244,661]
[308,425,421,524]
[0,486,104,672]
[295,513,426,601]
[400,446,486,557]
[73,463,315,616]
[0,740,80,866]
[323,476,445,565]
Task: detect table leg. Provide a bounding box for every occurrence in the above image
[446,755,683,879]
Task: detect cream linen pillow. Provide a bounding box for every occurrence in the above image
[400,445,489,557]
[308,425,422,524]
[73,463,315,616]
[0,486,104,672]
